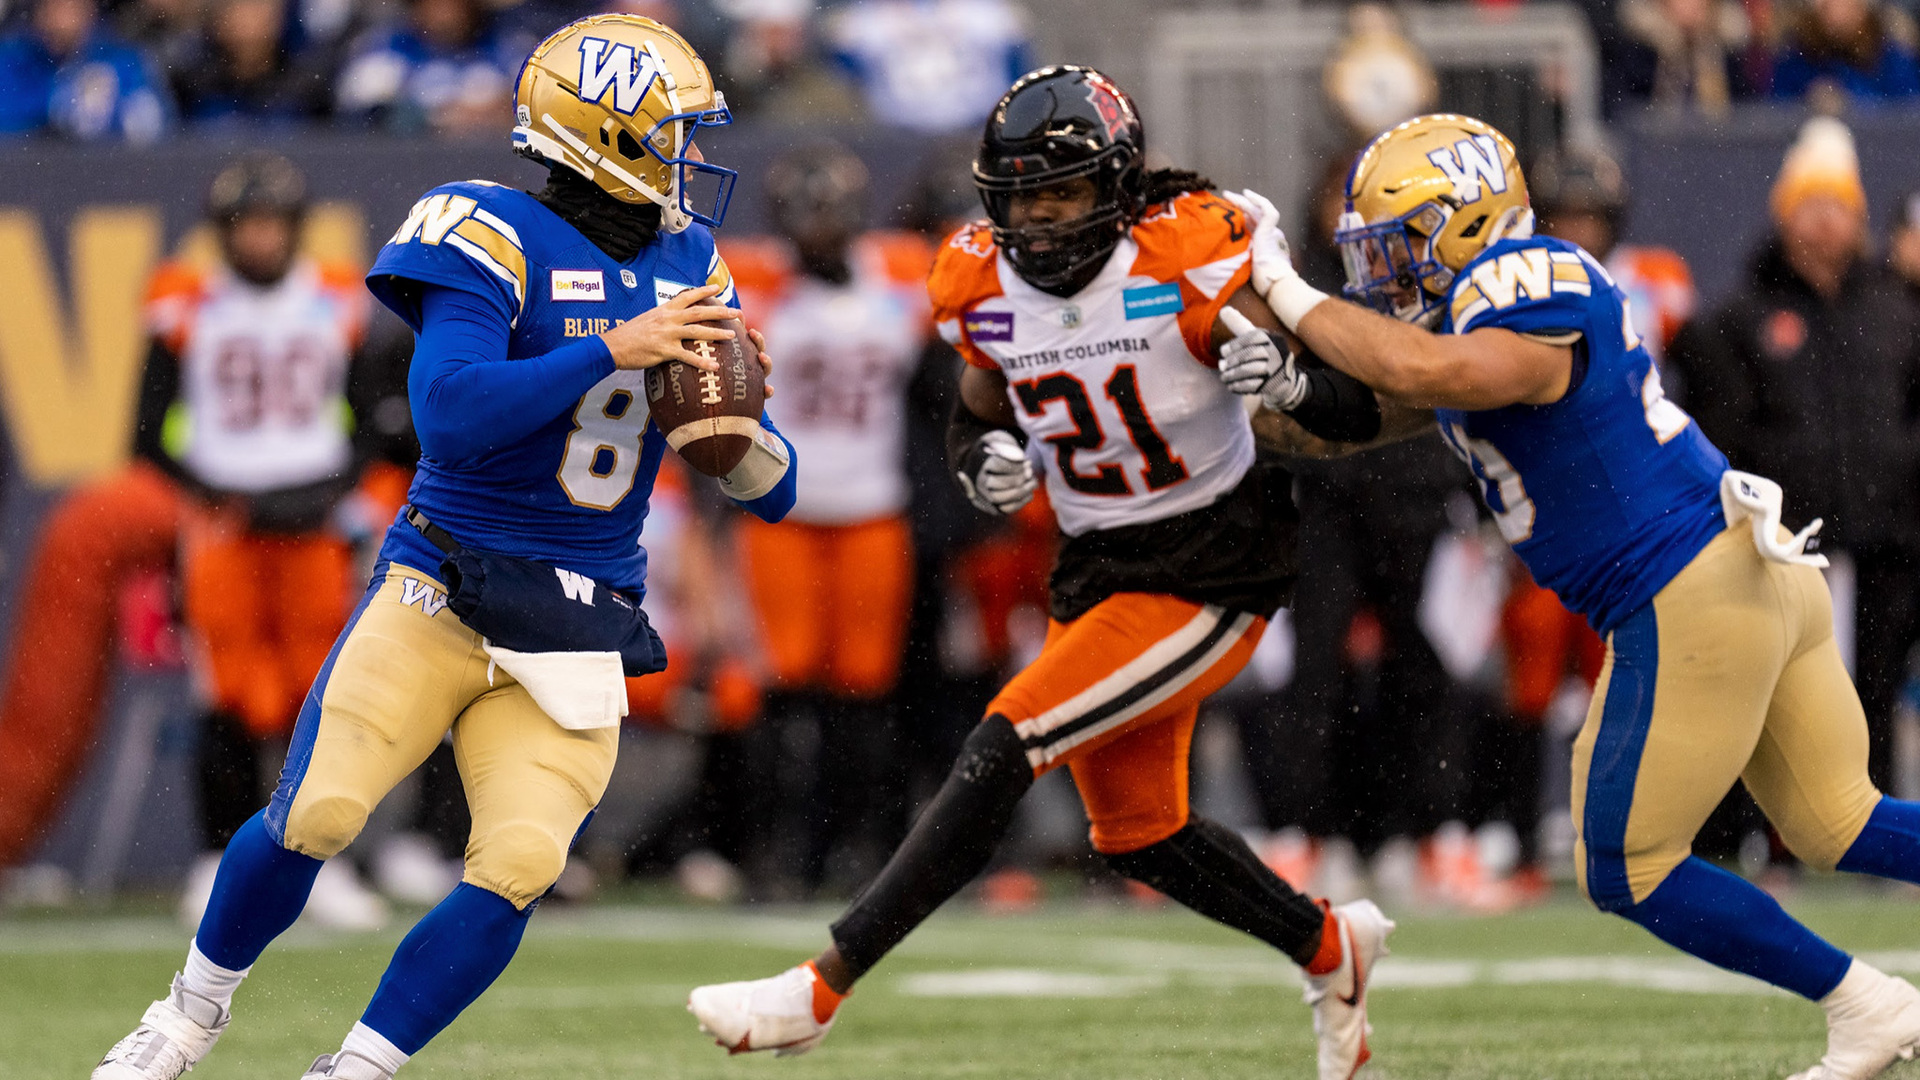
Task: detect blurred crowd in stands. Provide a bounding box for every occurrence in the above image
[4,0,1920,929]
[13,0,1920,143]
[0,0,1035,141]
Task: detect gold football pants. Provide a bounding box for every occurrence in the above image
[264,563,617,909]
[1573,525,1881,909]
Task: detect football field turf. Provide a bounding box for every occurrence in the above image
[9,886,1920,1080]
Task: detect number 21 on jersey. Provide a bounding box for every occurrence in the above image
[1013,366,1188,496]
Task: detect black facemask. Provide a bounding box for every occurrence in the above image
[532,168,663,263]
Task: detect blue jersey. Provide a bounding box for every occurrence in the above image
[1435,234,1729,633]
[367,179,740,596]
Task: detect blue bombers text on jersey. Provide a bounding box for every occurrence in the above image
[366,179,741,596]
[1434,234,1729,632]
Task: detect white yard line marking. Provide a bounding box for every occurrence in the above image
[6,908,1917,1002]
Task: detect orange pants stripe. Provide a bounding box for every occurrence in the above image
[738,514,913,697]
[986,593,1265,854]
[182,515,355,738]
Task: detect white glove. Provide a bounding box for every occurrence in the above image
[956,430,1037,516]
[1223,188,1330,330]
[1217,306,1308,411]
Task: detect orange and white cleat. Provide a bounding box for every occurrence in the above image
[1303,899,1394,1080]
[688,961,846,1057]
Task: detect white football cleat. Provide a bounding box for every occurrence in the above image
[688,961,845,1057]
[93,975,229,1080]
[1788,962,1920,1080]
[1303,899,1394,1080]
[300,1051,393,1080]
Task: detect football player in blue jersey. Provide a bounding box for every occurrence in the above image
[92,15,796,1080]
[1226,114,1920,1080]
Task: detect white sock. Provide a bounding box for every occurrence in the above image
[341,1022,411,1076]
[181,940,250,1010]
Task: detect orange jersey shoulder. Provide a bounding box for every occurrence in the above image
[1128,190,1254,364]
[144,261,209,353]
[928,222,1004,370]
[315,258,371,349]
[857,229,936,288]
[716,236,795,313]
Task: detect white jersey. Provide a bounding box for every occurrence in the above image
[146,257,366,494]
[725,234,932,525]
[930,192,1255,537]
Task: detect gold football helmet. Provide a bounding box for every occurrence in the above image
[512,13,734,232]
[1334,114,1531,325]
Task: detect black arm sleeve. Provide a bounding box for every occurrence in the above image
[1287,358,1382,443]
[945,397,1025,478]
[130,337,210,495]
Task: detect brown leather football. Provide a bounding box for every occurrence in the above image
[644,313,764,477]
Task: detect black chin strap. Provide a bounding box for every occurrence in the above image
[531,168,663,263]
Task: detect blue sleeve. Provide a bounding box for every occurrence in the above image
[409,283,616,461]
[733,410,797,523]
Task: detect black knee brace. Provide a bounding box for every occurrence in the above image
[829,715,1032,979]
[1104,816,1328,966]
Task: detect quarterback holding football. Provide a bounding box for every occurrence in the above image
[92,14,795,1080]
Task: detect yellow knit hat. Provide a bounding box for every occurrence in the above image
[1771,116,1867,223]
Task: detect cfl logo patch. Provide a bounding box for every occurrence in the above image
[1427,134,1508,204]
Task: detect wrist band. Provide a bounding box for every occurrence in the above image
[1263,274,1331,332]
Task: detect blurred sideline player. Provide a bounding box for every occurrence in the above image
[1527,144,1695,369]
[722,141,932,890]
[94,14,795,1080]
[135,153,387,931]
[692,66,1410,1080]
[0,162,420,890]
[614,456,766,901]
[1234,113,1920,1080]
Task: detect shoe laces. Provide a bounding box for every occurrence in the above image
[101,1026,194,1078]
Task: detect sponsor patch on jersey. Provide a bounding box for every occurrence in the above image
[965,311,1013,342]
[654,277,697,306]
[551,270,606,301]
[1122,283,1184,320]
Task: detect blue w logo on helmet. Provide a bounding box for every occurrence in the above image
[1425,135,1509,205]
[576,37,664,116]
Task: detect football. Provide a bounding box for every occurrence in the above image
[644,311,765,477]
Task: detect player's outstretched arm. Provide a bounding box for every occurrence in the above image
[1292,304,1572,412]
[1224,189,1572,412]
[1213,287,1384,443]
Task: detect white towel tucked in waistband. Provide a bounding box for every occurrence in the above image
[1719,469,1829,568]
[482,642,629,730]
